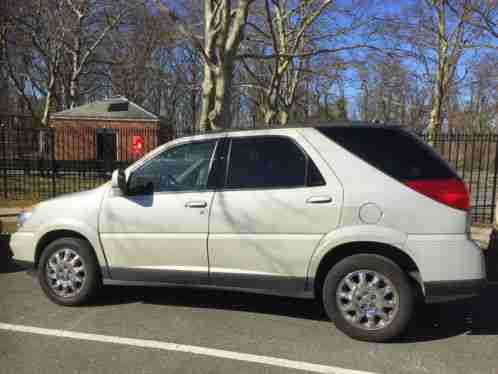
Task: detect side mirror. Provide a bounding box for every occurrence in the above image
[111,169,127,195]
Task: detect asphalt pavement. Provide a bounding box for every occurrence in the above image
[1,262,498,374]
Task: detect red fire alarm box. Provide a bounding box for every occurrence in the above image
[132,135,144,157]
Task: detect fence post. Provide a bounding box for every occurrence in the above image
[50,129,56,198]
[491,136,498,227]
[1,125,7,199]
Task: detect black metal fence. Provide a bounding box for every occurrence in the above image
[419,133,498,224]
[0,124,175,201]
[1,120,498,224]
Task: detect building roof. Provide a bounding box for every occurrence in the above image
[51,96,159,121]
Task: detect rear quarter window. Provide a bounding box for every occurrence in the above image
[317,127,457,181]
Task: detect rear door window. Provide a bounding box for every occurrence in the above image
[226,136,325,189]
[317,127,457,181]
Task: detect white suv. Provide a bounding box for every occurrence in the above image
[11,124,486,341]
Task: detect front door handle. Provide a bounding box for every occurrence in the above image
[185,201,208,208]
[306,196,333,204]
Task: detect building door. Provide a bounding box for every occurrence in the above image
[96,129,116,171]
[96,130,117,161]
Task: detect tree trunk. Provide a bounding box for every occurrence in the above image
[428,81,444,135]
[191,89,197,133]
[199,64,215,132]
[69,73,79,109]
[427,0,447,139]
[262,66,282,125]
[279,109,289,125]
[262,85,280,125]
[191,62,197,132]
[263,106,277,124]
[41,77,55,126]
[155,0,254,131]
[69,16,83,109]
[211,63,233,129]
[69,54,80,109]
[39,72,55,158]
[361,80,369,121]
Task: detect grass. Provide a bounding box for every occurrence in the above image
[0,199,40,208]
[0,174,106,204]
[1,221,17,234]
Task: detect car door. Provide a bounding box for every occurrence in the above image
[208,131,343,294]
[99,138,220,284]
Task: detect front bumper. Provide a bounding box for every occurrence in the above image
[1,233,35,275]
[424,278,486,303]
[10,231,36,263]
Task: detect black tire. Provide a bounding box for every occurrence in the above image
[322,254,414,342]
[38,237,101,306]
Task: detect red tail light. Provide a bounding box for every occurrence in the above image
[403,179,469,211]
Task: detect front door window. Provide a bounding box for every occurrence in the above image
[127,140,217,195]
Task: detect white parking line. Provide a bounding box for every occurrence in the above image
[0,322,378,374]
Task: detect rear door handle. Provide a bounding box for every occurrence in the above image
[306,196,333,204]
[185,201,208,208]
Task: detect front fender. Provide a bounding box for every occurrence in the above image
[34,219,108,271]
[306,225,408,281]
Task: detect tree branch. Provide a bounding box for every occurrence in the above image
[237,44,388,59]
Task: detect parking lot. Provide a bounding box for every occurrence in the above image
[1,262,498,374]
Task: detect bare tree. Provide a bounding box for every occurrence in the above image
[0,0,11,114]
[2,0,67,125]
[385,1,484,134]
[460,52,498,131]
[109,2,169,106]
[357,55,425,126]
[147,43,203,134]
[465,0,498,39]
[58,0,138,108]
[242,0,333,124]
[240,0,380,125]
[427,1,469,134]
[155,0,256,131]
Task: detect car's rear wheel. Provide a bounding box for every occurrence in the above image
[322,254,414,342]
[38,237,101,306]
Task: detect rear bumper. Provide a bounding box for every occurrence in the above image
[405,234,487,303]
[424,278,486,303]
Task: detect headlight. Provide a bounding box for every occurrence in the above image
[17,207,34,228]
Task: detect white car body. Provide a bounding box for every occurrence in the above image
[11,126,486,304]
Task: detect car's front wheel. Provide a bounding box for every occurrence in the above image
[38,237,101,306]
[322,254,414,342]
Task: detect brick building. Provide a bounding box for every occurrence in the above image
[50,96,162,161]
